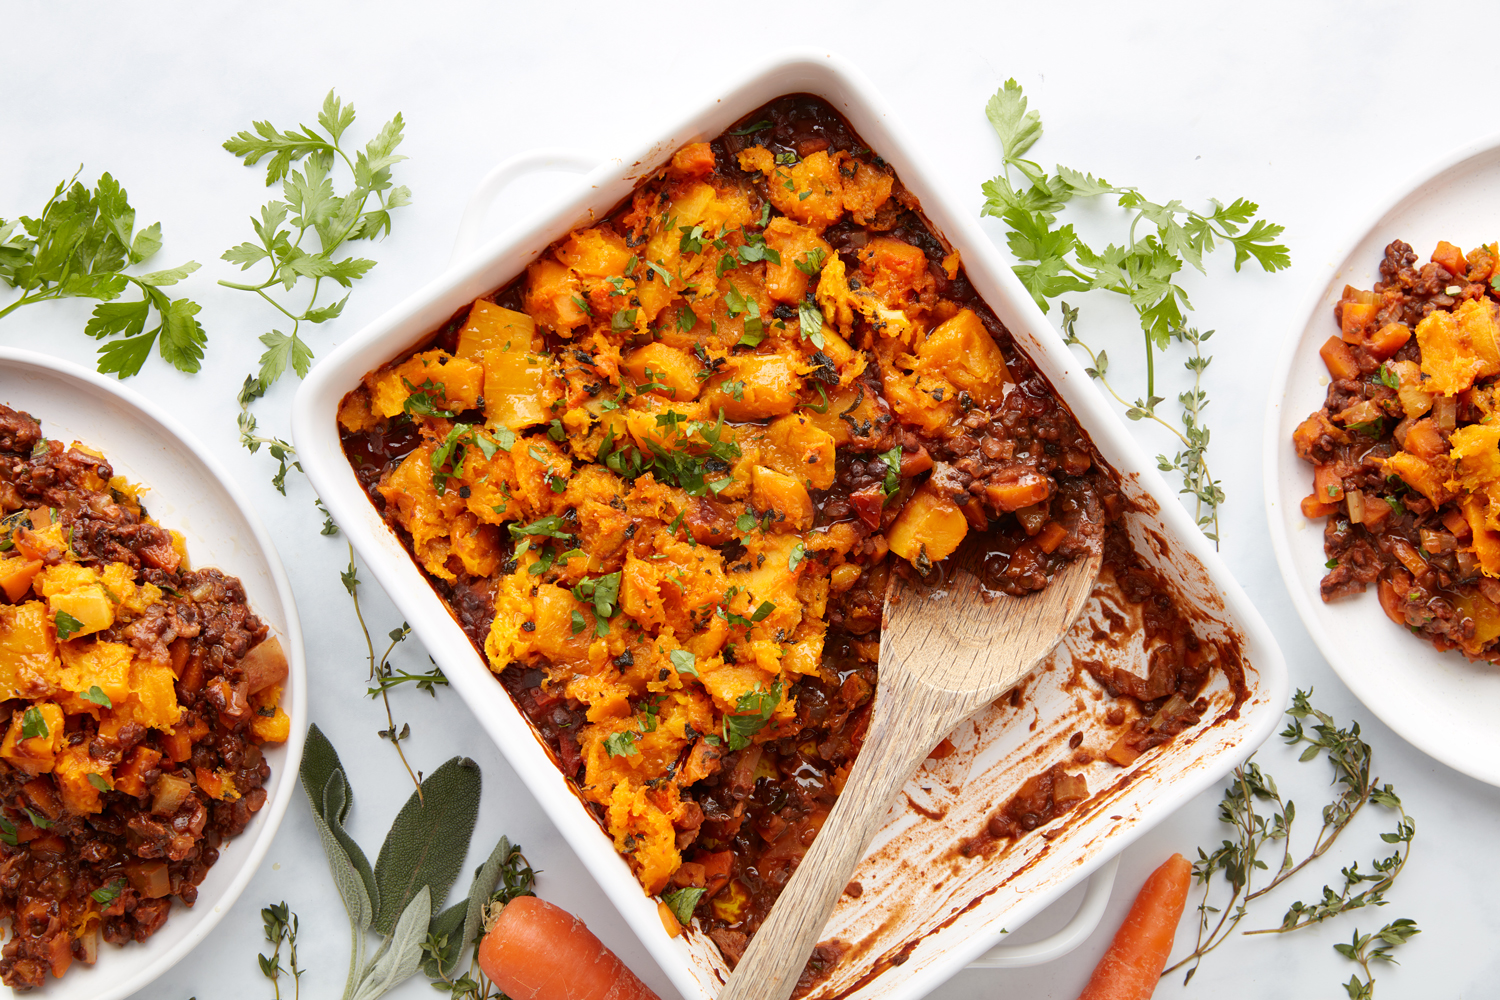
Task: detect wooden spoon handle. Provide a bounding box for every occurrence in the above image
[716,675,974,1000]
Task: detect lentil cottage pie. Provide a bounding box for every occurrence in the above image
[342,95,1220,964]
[0,405,291,990]
[1295,238,1500,659]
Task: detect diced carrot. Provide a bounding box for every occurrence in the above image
[1301,494,1338,519]
[1319,336,1360,380]
[1403,417,1446,460]
[699,849,734,899]
[1340,302,1380,343]
[1366,322,1412,360]
[1037,521,1070,554]
[477,896,661,1000]
[1432,240,1467,279]
[1075,853,1192,1000]
[1444,507,1472,539]
[1312,464,1344,504]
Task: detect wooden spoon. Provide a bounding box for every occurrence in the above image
[716,541,1102,1000]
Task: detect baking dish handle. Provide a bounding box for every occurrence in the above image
[449,148,601,266]
[965,854,1120,969]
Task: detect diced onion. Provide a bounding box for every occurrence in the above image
[1435,395,1458,432]
[1392,539,1428,577]
[151,773,192,816]
[1420,528,1455,553]
[1393,417,1413,447]
[1345,489,1366,524]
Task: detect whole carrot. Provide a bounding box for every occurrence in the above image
[1076,853,1192,1000]
[477,895,661,1000]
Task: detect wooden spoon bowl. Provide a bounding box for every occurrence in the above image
[716,541,1103,1000]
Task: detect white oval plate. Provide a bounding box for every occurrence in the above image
[1265,134,1500,787]
[0,349,308,999]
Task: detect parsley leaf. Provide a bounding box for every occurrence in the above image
[20,707,48,740]
[604,730,640,757]
[0,169,205,377]
[90,878,126,905]
[87,773,112,792]
[83,685,112,708]
[224,90,412,491]
[669,649,699,678]
[721,681,782,751]
[980,79,1289,545]
[798,300,825,349]
[53,611,83,641]
[662,886,707,925]
[878,445,902,496]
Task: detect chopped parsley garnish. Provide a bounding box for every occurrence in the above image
[53,611,84,642]
[662,886,708,924]
[401,377,456,418]
[798,300,825,348]
[87,773,112,792]
[1377,365,1400,390]
[721,681,783,751]
[90,878,127,905]
[603,730,640,757]
[878,445,903,496]
[508,515,574,542]
[571,572,623,638]
[0,817,16,847]
[83,685,112,708]
[20,707,48,740]
[728,120,772,136]
[794,248,828,276]
[788,541,807,572]
[669,649,698,678]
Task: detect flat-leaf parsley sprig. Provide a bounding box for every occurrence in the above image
[221,90,410,491]
[0,168,205,378]
[980,79,1291,543]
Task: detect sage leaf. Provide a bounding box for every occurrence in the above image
[301,724,346,823]
[323,771,379,919]
[301,725,379,918]
[305,785,373,933]
[351,885,430,1000]
[419,901,467,981]
[371,756,481,935]
[460,836,516,970]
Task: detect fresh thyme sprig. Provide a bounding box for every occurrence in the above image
[1166,690,1417,995]
[342,546,426,796]
[421,839,538,1000]
[221,90,410,491]
[259,902,303,1000]
[367,657,448,698]
[981,79,1290,543]
[237,375,302,496]
[1335,919,1420,1000]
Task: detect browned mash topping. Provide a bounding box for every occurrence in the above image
[0,404,289,989]
[343,95,1217,963]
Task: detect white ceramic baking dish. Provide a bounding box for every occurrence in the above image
[0,349,308,1000]
[292,51,1288,1000]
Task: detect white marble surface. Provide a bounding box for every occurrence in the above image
[5,3,1500,997]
